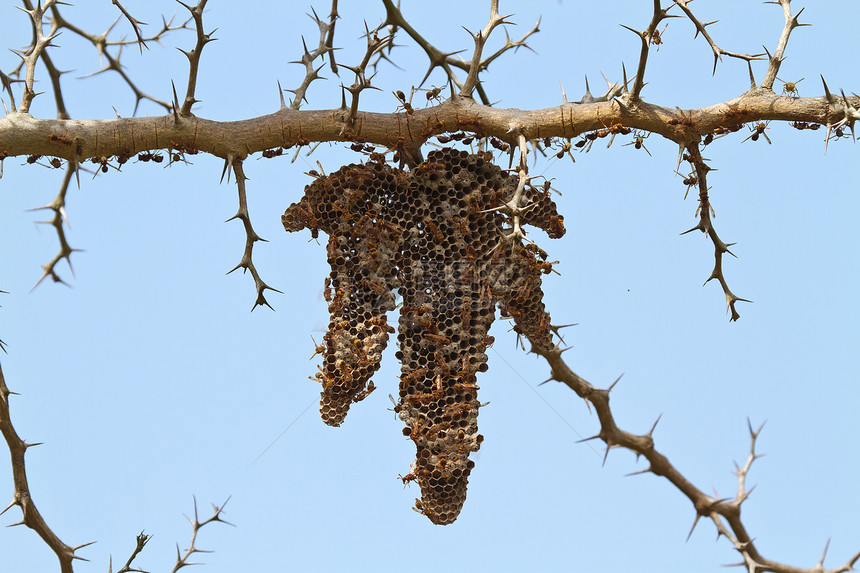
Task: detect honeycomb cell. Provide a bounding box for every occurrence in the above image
[282,148,565,524]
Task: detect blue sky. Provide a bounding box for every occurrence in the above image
[1,1,858,572]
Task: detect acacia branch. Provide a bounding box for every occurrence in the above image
[325,0,339,74]
[15,0,61,114]
[27,160,81,290]
[111,0,149,53]
[381,0,463,91]
[341,23,391,129]
[459,0,511,99]
[673,0,766,75]
[535,345,860,573]
[225,158,282,310]
[45,3,183,114]
[381,0,538,106]
[111,531,152,573]
[760,0,809,91]
[177,0,214,116]
[678,143,749,321]
[0,362,87,573]
[170,497,233,572]
[622,0,676,101]
[286,8,336,111]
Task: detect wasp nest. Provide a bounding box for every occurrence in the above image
[283,148,565,524]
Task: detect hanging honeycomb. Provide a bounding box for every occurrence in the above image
[282,148,565,524]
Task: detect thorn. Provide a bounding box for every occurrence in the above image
[621,62,629,94]
[747,417,766,438]
[575,433,601,444]
[821,75,835,103]
[686,514,702,542]
[580,75,594,103]
[818,538,831,567]
[624,467,652,477]
[602,444,612,466]
[560,82,569,104]
[1,499,18,516]
[537,376,554,386]
[647,413,662,437]
[72,540,97,552]
[170,80,180,122]
[220,155,234,184]
[619,24,642,38]
[607,373,623,392]
[277,80,286,109]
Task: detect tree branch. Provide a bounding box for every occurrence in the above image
[534,345,860,573]
[0,362,86,573]
[177,0,214,117]
[225,158,281,310]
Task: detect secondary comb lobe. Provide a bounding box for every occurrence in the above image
[283,149,565,523]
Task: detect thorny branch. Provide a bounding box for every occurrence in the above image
[673,0,767,76]
[1,1,859,571]
[285,7,336,111]
[15,0,61,114]
[381,0,539,105]
[45,3,181,114]
[536,344,860,573]
[28,161,81,290]
[679,143,749,321]
[170,497,233,573]
[177,0,214,117]
[759,0,809,91]
[111,0,149,53]
[325,0,339,74]
[110,531,151,573]
[341,23,391,129]
[621,0,676,101]
[459,0,511,99]
[0,362,87,573]
[225,158,282,310]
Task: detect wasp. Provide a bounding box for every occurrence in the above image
[489,137,509,152]
[400,368,429,387]
[424,85,443,103]
[790,121,820,131]
[423,218,444,243]
[423,333,452,346]
[722,105,751,124]
[777,77,804,98]
[394,89,414,115]
[361,279,388,296]
[137,151,163,163]
[555,140,575,162]
[353,381,376,402]
[442,402,475,419]
[309,335,326,360]
[650,23,668,50]
[622,130,651,156]
[743,121,771,144]
[49,134,73,145]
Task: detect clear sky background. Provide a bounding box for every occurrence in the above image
[1,2,858,572]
